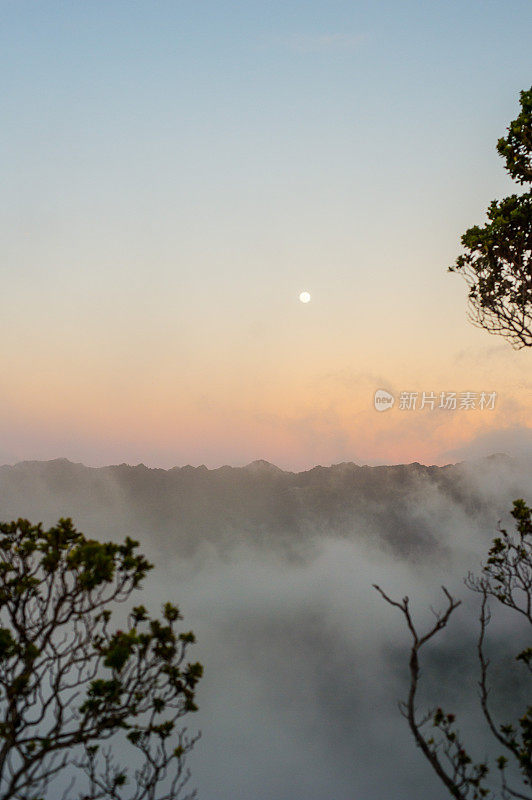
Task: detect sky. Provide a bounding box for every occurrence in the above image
[1,0,531,470]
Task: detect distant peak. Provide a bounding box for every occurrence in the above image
[15,457,77,468]
[244,459,283,473]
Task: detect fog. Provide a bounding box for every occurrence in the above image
[0,456,530,799]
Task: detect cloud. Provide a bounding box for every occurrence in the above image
[1,457,531,799]
[0,446,19,466]
[439,425,532,462]
[453,343,512,366]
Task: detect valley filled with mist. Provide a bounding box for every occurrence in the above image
[1,455,530,800]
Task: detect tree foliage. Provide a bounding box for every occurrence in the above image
[450,87,532,349]
[497,89,532,185]
[0,517,202,800]
[375,500,532,799]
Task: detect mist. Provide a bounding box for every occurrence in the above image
[0,455,531,799]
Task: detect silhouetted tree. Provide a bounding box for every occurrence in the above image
[450,87,532,348]
[376,500,532,799]
[376,85,532,800]
[0,517,202,800]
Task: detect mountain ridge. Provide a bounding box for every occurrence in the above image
[0,454,529,563]
[0,452,516,475]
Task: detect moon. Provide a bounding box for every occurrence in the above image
[299,291,311,303]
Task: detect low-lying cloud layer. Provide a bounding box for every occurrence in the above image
[0,455,530,799]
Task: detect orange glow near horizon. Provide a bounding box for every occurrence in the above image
[1,7,531,470]
[1,330,529,469]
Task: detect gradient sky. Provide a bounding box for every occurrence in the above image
[1,0,531,469]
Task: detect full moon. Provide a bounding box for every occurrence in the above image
[299,291,311,303]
